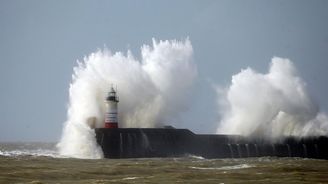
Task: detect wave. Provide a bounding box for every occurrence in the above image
[190,164,254,170]
[0,142,60,158]
[0,149,60,158]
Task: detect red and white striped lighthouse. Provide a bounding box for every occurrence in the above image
[104,86,119,128]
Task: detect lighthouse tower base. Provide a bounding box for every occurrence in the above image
[105,123,118,129]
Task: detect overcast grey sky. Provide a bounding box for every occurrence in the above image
[1,0,328,141]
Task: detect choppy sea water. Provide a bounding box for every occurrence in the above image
[1,143,328,184]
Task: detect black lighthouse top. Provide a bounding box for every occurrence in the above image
[106,87,119,102]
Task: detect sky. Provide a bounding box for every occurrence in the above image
[0,0,328,142]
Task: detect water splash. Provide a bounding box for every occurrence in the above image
[217,57,328,139]
[57,38,196,159]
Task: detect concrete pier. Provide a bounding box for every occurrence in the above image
[95,128,328,159]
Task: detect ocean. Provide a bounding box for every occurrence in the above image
[1,142,328,184]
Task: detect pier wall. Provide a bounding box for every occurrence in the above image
[95,128,328,159]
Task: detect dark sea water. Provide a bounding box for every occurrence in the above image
[1,143,328,184]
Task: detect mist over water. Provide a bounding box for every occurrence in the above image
[217,57,328,139]
[57,39,196,159]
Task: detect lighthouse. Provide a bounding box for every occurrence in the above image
[104,86,119,128]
